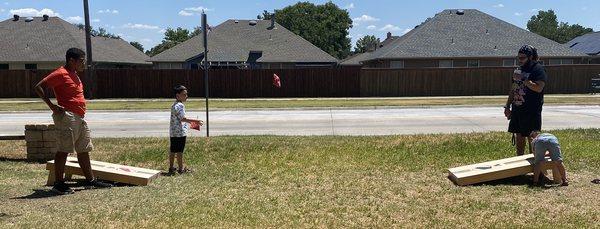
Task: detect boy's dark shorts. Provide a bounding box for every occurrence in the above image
[508,108,541,136]
[170,137,187,153]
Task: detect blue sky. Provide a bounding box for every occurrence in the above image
[2,0,598,52]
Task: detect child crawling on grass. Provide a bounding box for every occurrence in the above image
[530,131,568,186]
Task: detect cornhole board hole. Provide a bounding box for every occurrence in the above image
[46,157,161,186]
[448,154,560,186]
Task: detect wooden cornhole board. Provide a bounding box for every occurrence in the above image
[448,154,560,186]
[46,157,161,186]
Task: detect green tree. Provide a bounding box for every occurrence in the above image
[74,23,120,39]
[527,10,593,43]
[190,26,202,37]
[556,22,594,43]
[147,27,196,56]
[354,35,380,54]
[129,41,144,52]
[265,2,352,59]
[257,10,272,20]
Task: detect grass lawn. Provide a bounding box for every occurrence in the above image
[0,95,599,111]
[0,129,599,227]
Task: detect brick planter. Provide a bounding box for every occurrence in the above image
[25,124,57,162]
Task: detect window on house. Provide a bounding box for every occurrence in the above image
[467,60,479,67]
[439,60,453,68]
[503,59,516,67]
[390,60,404,69]
[561,59,573,65]
[549,59,561,65]
[25,64,37,70]
[453,60,467,67]
[0,64,8,70]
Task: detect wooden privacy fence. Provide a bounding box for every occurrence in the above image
[0,65,598,98]
[93,68,360,98]
[360,65,600,96]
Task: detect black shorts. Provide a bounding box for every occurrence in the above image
[170,137,187,153]
[508,108,542,136]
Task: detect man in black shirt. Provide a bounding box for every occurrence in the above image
[504,45,548,155]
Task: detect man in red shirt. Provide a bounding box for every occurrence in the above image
[35,48,112,194]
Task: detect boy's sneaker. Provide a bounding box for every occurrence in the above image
[51,181,74,195]
[178,167,192,174]
[540,174,553,184]
[166,167,177,176]
[85,178,113,189]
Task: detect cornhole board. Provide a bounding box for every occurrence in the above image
[46,157,161,186]
[448,154,560,186]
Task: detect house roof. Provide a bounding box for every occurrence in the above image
[379,35,401,48]
[365,9,587,61]
[150,19,338,63]
[0,16,150,65]
[339,52,372,66]
[567,32,600,56]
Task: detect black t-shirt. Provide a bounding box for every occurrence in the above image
[511,61,547,112]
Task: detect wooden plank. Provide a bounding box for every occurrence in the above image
[46,157,160,186]
[448,154,558,186]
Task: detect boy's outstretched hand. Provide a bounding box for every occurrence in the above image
[190,120,203,130]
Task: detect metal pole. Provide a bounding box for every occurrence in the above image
[83,0,94,99]
[202,12,209,137]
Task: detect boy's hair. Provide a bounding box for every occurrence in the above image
[173,85,187,96]
[518,44,539,61]
[65,48,85,63]
[529,130,541,138]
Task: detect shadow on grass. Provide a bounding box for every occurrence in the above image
[11,179,132,200]
[0,212,22,220]
[0,157,45,164]
[11,189,61,199]
[475,175,533,186]
[449,175,558,189]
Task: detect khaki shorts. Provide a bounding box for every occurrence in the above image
[52,111,93,153]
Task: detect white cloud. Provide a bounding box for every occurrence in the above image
[353,14,379,22]
[492,4,504,8]
[98,9,119,14]
[66,16,83,23]
[92,18,100,23]
[514,12,523,16]
[184,6,212,12]
[9,8,60,17]
[122,23,160,30]
[344,3,355,9]
[179,6,212,16]
[141,38,152,43]
[581,6,588,11]
[402,28,412,34]
[530,8,542,12]
[366,25,376,30]
[158,29,166,34]
[352,21,359,27]
[0,9,4,13]
[178,10,193,16]
[379,24,401,31]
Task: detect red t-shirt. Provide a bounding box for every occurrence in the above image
[42,66,86,117]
